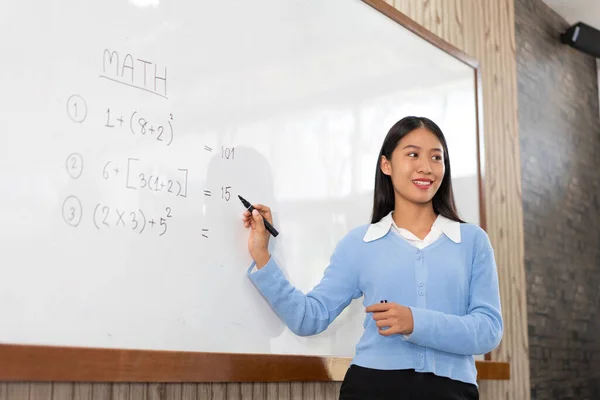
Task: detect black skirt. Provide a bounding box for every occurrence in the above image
[339,365,479,400]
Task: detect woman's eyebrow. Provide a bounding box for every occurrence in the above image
[402,144,443,152]
[402,144,420,150]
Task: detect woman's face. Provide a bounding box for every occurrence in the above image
[380,127,445,205]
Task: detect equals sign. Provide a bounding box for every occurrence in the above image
[204,145,212,152]
[203,190,211,197]
[202,228,209,238]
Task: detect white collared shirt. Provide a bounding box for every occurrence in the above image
[363,211,461,247]
[251,212,461,273]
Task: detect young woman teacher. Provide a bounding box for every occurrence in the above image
[241,116,503,400]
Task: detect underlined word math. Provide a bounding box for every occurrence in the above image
[100,49,168,99]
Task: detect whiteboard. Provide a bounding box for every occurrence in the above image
[0,0,480,357]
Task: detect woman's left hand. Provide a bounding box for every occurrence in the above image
[365,302,414,336]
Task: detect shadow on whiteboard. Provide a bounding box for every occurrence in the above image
[201,145,287,353]
[200,144,366,357]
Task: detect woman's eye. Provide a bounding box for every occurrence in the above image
[408,152,418,158]
[433,155,443,161]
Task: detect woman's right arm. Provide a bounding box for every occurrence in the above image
[243,205,362,336]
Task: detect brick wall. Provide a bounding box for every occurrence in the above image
[515,0,600,399]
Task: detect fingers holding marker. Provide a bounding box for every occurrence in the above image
[238,195,279,237]
[251,209,266,232]
[242,210,252,228]
[241,207,270,233]
[253,204,273,224]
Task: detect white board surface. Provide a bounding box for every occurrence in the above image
[0,0,480,357]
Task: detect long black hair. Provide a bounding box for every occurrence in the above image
[371,116,464,224]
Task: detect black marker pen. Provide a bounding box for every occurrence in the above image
[238,195,279,237]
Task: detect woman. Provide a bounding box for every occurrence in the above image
[242,116,502,400]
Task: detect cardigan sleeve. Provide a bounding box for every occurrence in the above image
[247,232,363,336]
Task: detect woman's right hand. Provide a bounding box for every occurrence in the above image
[242,204,273,269]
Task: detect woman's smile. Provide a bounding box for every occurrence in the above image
[412,178,433,190]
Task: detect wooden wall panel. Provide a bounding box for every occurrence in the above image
[7,0,527,399]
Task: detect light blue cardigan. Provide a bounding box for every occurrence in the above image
[247,222,503,386]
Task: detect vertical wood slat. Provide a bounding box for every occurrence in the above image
[166,383,182,400]
[72,383,92,400]
[277,383,290,400]
[501,0,529,397]
[486,6,513,400]
[4,1,525,399]
[265,383,277,400]
[302,382,316,400]
[326,383,340,399]
[448,0,465,52]
[53,383,73,400]
[197,384,211,400]
[290,382,303,400]
[239,383,253,400]
[182,384,197,400]
[251,382,265,399]
[225,382,239,400]
[211,383,226,400]
[30,383,53,400]
[314,382,327,400]
[129,384,147,400]
[414,0,426,31]
[113,383,131,400]
[92,383,111,400]
[394,0,412,21]
[6,384,29,400]
[147,383,163,400]
[430,0,444,39]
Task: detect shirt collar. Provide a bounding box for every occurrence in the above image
[363,211,461,243]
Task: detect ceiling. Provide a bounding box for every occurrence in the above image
[542,0,600,28]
